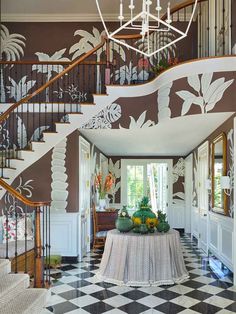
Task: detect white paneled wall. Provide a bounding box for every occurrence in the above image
[208,212,234,271]
[191,206,199,241]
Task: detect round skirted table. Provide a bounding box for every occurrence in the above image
[94,229,189,287]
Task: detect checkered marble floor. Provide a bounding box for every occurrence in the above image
[41,234,236,314]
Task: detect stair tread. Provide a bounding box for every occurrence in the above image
[0,288,49,314]
[0,273,29,296]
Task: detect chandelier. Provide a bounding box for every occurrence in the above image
[96,0,198,57]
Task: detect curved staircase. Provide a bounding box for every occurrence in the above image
[0,259,49,314]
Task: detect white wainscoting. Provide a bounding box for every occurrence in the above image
[169,205,185,229]
[191,206,199,240]
[50,213,80,258]
[209,212,234,271]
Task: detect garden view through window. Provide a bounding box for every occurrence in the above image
[125,161,168,212]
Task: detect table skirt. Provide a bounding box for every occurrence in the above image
[94,229,189,287]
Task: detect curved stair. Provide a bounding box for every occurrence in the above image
[0,259,49,314]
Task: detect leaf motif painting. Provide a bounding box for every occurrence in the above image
[176,73,234,114]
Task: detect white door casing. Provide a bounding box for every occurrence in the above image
[185,154,193,234]
[198,141,209,253]
[79,136,91,260]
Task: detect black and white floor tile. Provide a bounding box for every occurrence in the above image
[41,234,236,314]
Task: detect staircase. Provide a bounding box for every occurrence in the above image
[0,94,113,199]
[0,259,49,314]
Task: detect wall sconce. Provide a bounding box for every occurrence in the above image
[220,176,231,196]
[205,179,211,191]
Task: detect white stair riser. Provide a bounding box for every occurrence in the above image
[0,260,11,276]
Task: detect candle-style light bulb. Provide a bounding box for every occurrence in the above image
[156,0,161,11]
[166,2,172,24]
[129,0,135,10]
[118,0,124,22]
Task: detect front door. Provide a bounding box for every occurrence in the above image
[79,136,91,260]
[198,141,209,253]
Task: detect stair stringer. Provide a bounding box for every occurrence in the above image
[1,56,236,199]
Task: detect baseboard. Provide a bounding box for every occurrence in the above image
[174,228,185,235]
[61,256,78,264]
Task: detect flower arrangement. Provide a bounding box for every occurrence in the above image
[152,58,178,76]
[95,172,114,199]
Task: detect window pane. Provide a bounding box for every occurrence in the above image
[127,165,135,178]
[136,166,143,180]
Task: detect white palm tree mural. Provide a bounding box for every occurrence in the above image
[6,75,36,101]
[0,24,26,102]
[176,73,234,115]
[135,32,177,66]
[119,111,155,129]
[69,27,126,93]
[114,61,149,85]
[32,48,70,102]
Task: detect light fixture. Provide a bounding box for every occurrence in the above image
[220,176,231,196]
[96,0,198,57]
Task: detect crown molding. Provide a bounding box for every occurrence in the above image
[2,12,193,23]
[1,13,121,22]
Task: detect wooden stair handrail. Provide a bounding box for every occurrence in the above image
[0,39,105,123]
[0,177,50,207]
[111,0,206,40]
[0,60,108,66]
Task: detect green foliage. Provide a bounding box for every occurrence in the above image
[45,255,62,268]
[139,196,150,209]
[157,210,167,222]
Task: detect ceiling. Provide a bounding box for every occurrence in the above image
[1,0,181,21]
[80,112,233,157]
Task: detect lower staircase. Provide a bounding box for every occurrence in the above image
[0,259,49,314]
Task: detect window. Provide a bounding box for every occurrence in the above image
[121,159,172,212]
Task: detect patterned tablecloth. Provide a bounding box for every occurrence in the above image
[94,229,189,287]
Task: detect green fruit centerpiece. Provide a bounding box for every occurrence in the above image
[156,211,170,233]
[132,196,158,230]
[115,206,133,233]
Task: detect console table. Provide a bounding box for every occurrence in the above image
[95,229,189,287]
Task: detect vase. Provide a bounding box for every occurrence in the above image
[99,198,106,210]
[115,217,133,233]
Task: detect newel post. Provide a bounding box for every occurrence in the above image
[105,38,111,85]
[35,206,43,288]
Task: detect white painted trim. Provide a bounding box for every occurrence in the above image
[197,141,209,253]
[1,12,195,23]
[79,136,91,257]
[185,153,193,234]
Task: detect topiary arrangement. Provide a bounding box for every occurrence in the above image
[156,210,170,233]
[132,196,158,230]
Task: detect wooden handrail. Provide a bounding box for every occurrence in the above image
[0,60,108,66]
[0,39,105,123]
[111,0,206,40]
[0,177,50,207]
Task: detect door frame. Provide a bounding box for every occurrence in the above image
[198,141,209,253]
[79,136,91,259]
[185,153,193,234]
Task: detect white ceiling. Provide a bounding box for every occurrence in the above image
[80,112,233,156]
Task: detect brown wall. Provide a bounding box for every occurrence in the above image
[191,114,235,217]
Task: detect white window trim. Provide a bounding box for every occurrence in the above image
[121,159,173,211]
